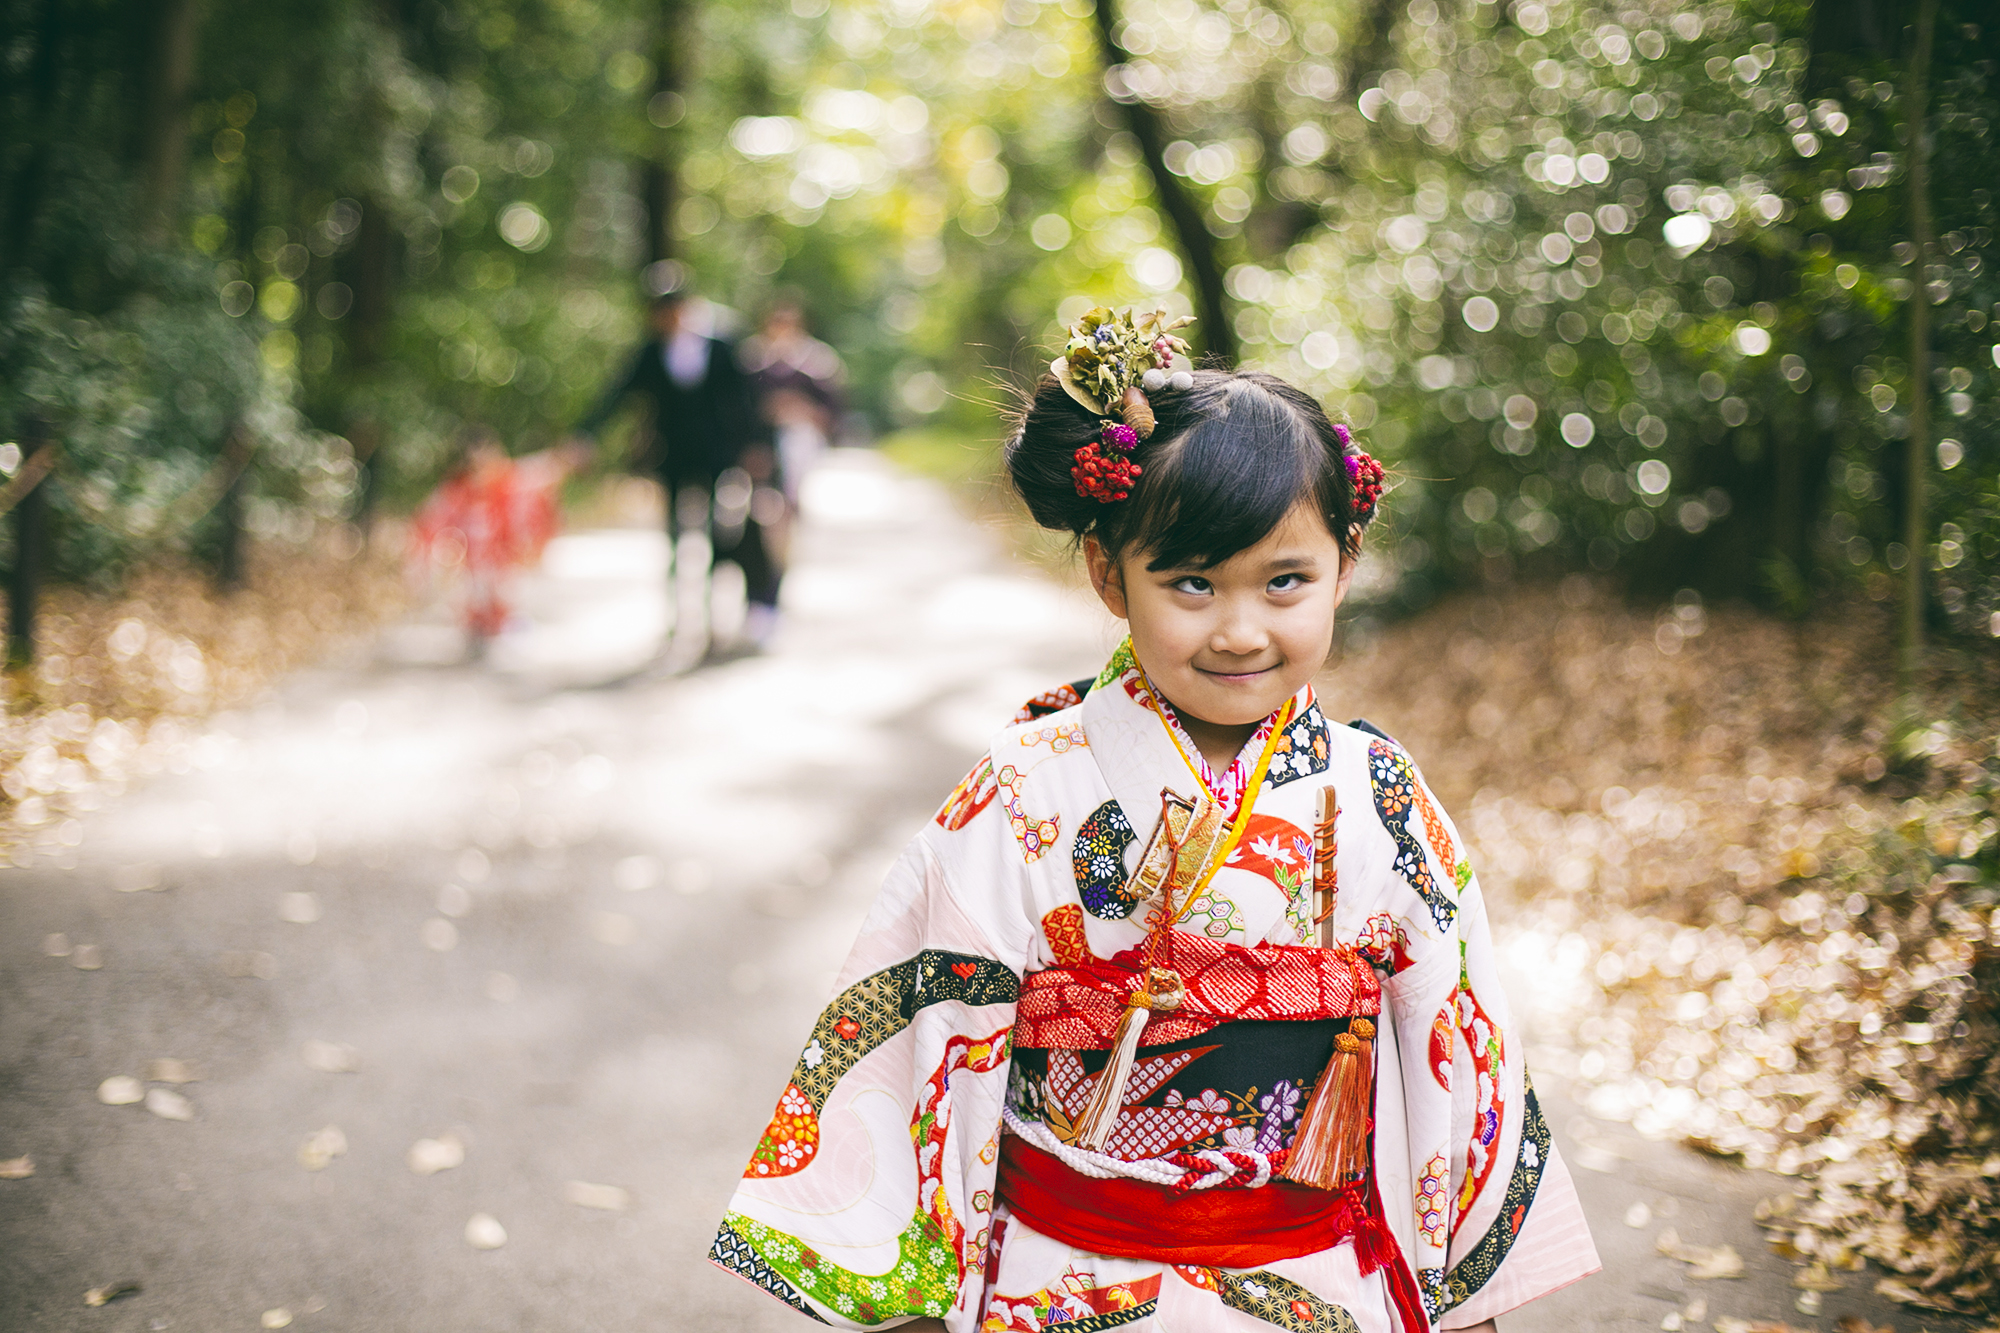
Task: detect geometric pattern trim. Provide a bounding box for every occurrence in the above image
[1012,678,1092,724]
[1214,1267,1363,1332]
[1073,799,1140,919]
[1440,1076,1551,1314]
[1058,1300,1158,1331]
[1264,702,1332,788]
[1368,740,1456,933]
[709,1217,830,1323]
[790,950,1018,1111]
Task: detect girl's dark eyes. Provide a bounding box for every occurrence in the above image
[1170,576,1212,594]
[1269,573,1307,592]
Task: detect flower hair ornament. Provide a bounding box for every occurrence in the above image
[1333,423,1386,524]
[1050,305,1195,504]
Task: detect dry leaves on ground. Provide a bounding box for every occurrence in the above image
[1324,582,2000,1316]
[1657,1228,1746,1280]
[0,538,406,860]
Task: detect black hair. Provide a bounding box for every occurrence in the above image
[1005,368,1372,570]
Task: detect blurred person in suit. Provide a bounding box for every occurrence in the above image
[570,290,780,653]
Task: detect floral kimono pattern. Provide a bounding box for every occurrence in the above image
[713,641,1599,1330]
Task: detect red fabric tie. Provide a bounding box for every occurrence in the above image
[996,1137,1429,1333]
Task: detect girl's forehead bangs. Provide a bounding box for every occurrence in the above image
[1133,395,1329,571]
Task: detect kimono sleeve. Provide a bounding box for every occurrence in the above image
[1397,773,1601,1328]
[711,825,1026,1330]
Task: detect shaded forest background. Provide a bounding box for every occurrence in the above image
[3,0,1998,641]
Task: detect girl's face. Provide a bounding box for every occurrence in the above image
[1086,500,1356,735]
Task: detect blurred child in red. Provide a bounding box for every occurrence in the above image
[408,426,579,652]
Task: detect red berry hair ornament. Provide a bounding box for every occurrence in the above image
[1331,423,1385,523]
[1071,423,1142,503]
[1048,303,1195,505]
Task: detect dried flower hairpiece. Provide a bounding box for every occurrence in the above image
[1050,305,1194,503]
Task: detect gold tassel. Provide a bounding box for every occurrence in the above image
[1278,1016,1376,1190]
[1073,967,1183,1151]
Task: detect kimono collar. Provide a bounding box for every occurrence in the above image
[1080,637,1312,838]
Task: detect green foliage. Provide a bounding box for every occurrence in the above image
[4,0,1995,637]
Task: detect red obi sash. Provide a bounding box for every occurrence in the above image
[997,1137,1430,1333]
[1012,933,1381,1051]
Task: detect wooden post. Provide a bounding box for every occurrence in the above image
[8,420,49,669]
[1901,0,1936,692]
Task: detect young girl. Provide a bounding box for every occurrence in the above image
[408,426,574,652]
[710,307,1598,1332]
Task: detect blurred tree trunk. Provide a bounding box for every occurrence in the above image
[641,0,691,275]
[135,0,204,243]
[6,422,50,668]
[345,197,397,526]
[1901,0,1935,689]
[1090,0,1236,365]
[213,424,249,592]
[2,0,67,272]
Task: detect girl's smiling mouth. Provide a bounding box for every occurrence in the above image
[1197,662,1280,682]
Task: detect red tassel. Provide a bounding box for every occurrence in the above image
[1277,1016,1375,1190]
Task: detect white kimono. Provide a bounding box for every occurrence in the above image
[713,641,1599,1330]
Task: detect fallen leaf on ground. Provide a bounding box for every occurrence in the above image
[97,1076,144,1105]
[408,1133,464,1175]
[564,1180,630,1211]
[41,933,70,957]
[300,1040,359,1073]
[261,1308,293,1328]
[278,891,320,924]
[1834,1317,1894,1333]
[220,951,277,979]
[0,1155,33,1178]
[83,1281,140,1306]
[1793,1261,1844,1291]
[112,863,161,893]
[1873,1276,1966,1310]
[1661,1313,1682,1330]
[144,1088,194,1121]
[1656,1228,1745,1279]
[1712,1320,1804,1333]
[1753,1194,1798,1223]
[590,910,635,945]
[298,1125,347,1171]
[464,1212,506,1249]
[1794,1290,1821,1316]
[1625,1201,1652,1228]
[72,944,102,970]
[144,1058,200,1084]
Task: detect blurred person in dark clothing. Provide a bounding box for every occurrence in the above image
[740,297,846,508]
[569,290,781,652]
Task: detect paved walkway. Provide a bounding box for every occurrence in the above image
[0,454,1961,1331]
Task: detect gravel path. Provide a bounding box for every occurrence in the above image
[0,453,1955,1332]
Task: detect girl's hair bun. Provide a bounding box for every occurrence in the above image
[1006,367,1378,570]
